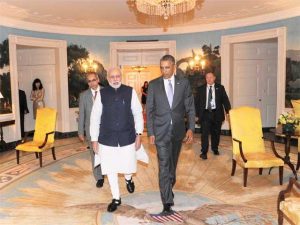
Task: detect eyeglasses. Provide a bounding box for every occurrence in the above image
[87,79,97,83]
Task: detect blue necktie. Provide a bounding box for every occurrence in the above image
[167,80,173,107]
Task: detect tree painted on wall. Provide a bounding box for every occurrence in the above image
[0,39,12,114]
[177,44,220,97]
[67,44,108,108]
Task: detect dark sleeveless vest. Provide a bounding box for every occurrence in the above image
[98,85,135,147]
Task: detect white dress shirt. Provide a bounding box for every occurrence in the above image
[90,88,144,142]
[206,83,216,109]
[91,86,100,102]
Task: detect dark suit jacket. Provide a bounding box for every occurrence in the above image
[19,89,29,114]
[195,83,231,123]
[146,75,195,142]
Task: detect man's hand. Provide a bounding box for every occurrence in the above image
[149,135,155,145]
[78,134,85,142]
[183,129,193,144]
[91,141,99,154]
[135,135,141,150]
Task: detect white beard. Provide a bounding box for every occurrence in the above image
[109,82,121,89]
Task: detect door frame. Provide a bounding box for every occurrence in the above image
[8,35,69,141]
[221,27,286,129]
[110,40,176,67]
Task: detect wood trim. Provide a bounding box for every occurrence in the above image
[221,27,286,129]
[6,35,68,143]
[110,41,176,67]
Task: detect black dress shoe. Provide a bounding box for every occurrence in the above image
[162,203,174,215]
[107,198,121,212]
[96,179,104,188]
[213,150,220,155]
[125,178,135,193]
[200,153,207,160]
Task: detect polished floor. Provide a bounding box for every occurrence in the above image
[0,134,298,224]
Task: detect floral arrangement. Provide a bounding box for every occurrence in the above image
[278,112,300,127]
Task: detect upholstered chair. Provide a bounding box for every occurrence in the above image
[229,106,284,187]
[278,177,300,225]
[291,99,300,170]
[15,108,57,167]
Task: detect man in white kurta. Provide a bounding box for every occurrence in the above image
[90,67,143,212]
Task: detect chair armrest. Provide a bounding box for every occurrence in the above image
[233,138,247,163]
[278,178,300,213]
[38,131,55,149]
[270,140,284,159]
[21,131,35,143]
[262,134,283,160]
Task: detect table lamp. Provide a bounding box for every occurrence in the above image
[0,92,3,99]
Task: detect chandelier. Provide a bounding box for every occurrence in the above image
[131,65,147,73]
[127,0,204,30]
[80,58,98,73]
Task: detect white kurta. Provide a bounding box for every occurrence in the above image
[90,88,143,175]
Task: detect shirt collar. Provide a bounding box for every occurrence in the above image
[91,86,100,93]
[207,83,215,88]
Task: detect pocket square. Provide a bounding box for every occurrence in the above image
[136,144,149,164]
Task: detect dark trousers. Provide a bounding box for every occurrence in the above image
[200,110,222,154]
[20,113,25,137]
[156,126,182,205]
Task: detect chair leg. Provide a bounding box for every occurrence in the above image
[231,159,236,176]
[279,166,283,185]
[259,168,263,175]
[16,150,20,164]
[243,168,248,187]
[278,211,283,225]
[39,152,42,167]
[52,147,56,160]
[35,152,39,159]
[296,152,300,171]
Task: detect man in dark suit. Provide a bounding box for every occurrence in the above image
[147,55,195,215]
[19,89,29,137]
[196,72,231,160]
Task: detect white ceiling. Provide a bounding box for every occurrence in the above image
[0,0,300,36]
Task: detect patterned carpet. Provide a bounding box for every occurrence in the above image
[0,135,298,225]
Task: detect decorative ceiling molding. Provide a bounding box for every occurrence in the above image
[0,7,300,36]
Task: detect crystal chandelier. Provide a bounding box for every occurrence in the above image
[127,0,204,30]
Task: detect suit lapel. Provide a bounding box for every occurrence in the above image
[88,89,93,106]
[172,75,181,109]
[159,77,170,108]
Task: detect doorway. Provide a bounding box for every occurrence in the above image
[17,46,58,132]
[8,35,69,142]
[232,39,278,127]
[221,27,286,129]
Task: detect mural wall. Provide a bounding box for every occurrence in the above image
[0,16,299,108]
[0,39,12,114]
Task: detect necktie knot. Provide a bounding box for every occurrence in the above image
[93,90,97,100]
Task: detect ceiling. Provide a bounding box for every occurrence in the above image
[0,0,300,36]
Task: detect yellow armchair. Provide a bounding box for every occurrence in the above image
[291,99,300,170]
[229,106,284,187]
[16,107,57,167]
[278,178,300,225]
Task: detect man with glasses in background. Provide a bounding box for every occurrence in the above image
[78,72,104,188]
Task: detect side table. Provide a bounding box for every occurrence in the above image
[0,120,15,151]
